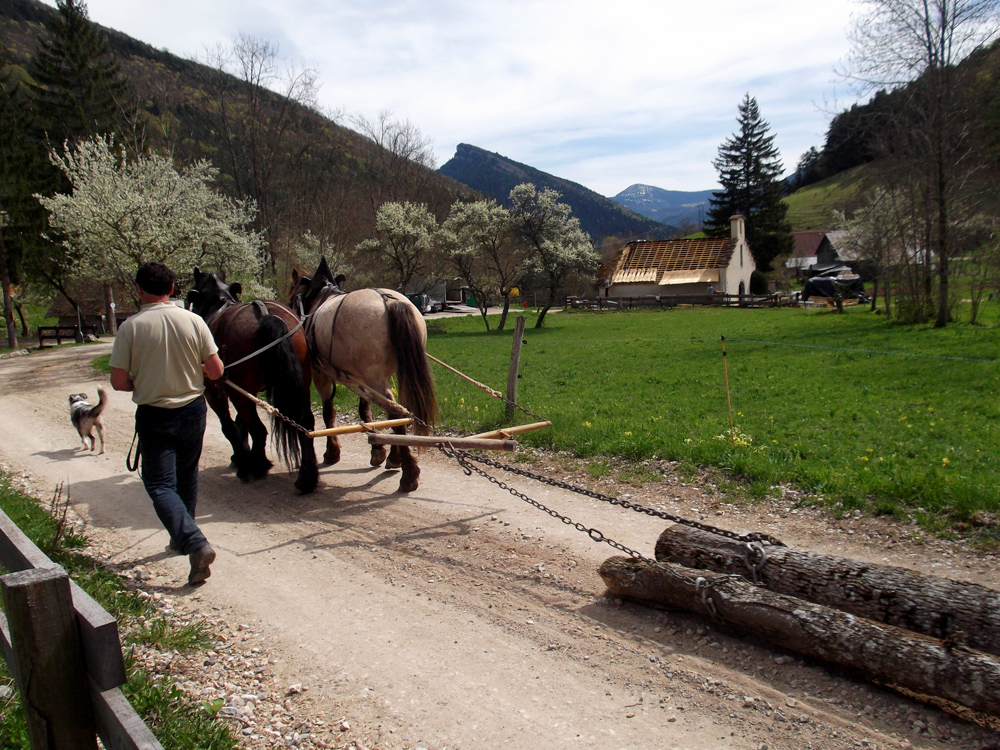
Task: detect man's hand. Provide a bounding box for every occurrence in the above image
[202,353,225,381]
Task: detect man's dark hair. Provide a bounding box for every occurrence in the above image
[135,262,175,296]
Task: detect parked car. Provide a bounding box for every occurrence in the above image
[405,293,443,315]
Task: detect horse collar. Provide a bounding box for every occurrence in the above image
[251,300,269,320]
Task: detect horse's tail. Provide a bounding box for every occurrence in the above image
[386,298,437,435]
[256,315,315,470]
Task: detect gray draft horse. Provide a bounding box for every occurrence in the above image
[289,258,436,492]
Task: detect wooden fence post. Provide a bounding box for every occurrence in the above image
[2,566,98,750]
[505,315,527,422]
[0,509,126,690]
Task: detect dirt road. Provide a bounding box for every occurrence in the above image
[1,343,998,750]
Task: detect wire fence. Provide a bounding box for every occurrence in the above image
[521,334,999,364]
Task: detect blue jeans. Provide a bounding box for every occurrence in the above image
[136,398,209,555]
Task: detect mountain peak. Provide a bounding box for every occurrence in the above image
[612,185,716,226]
[439,146,676,241]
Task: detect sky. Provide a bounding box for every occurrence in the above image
[41,0,865,196]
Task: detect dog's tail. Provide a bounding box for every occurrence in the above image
[91,385,108,417]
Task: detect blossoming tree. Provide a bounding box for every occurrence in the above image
[37,136,265,312]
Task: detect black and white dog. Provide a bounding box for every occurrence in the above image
[69,386,107,454]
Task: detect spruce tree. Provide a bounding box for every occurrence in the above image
[25,0,134,313]
[706,94,792,272]
[29,0,131,146]
[0,58,52,347]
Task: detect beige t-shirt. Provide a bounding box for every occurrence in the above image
[110,302,219,408]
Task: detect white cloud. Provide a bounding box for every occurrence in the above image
[51,0,862,193]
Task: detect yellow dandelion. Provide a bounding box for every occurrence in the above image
[942,457,950,467]
[583,421,592,428]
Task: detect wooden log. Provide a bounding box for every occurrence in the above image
[90,678,163,750]
[655,525,1000,657]
[2,566,98,749]
[367,434,517,451]
[505,315,526,421]
[599,556,1000,716]
[308,418,413,438]
[0,509,126,689]
[470,421,552,439]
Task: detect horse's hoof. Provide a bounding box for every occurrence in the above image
[370,447,388,467]
[295,476,319,494]
[397,478,418,493]
[385,457,403,470]
[239,466,269,482]
[322,450,341,465]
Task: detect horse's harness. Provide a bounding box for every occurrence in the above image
[297,284,395,370]
[207,297,306,373]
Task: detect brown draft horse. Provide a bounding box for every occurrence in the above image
[186,268,319,494]
[288,258,436,492]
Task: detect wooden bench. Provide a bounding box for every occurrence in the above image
[37,325,99,348]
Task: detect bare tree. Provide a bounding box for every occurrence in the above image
[197,34,320,276]
[841,0,1000,326]
[351,110,438,211]
[954,217,1000,323]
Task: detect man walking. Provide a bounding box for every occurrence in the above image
[110,262,224,585]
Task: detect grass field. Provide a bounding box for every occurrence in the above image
[784,165,870,231]
[418,304,1000,536]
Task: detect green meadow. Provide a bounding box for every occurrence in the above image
[415,305,1000,535]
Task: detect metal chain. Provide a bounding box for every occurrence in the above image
[219,379,314,437]
[440,442,753,610]
[497,393,548,423]
[270,400,315,437]
[438,443,691,582]
[743,541,768,583]
[442,447,785,547]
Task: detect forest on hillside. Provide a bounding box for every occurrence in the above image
[0,0,470,308]
[0,0,606,344]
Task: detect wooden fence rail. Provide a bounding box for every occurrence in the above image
[567,293,794,310]
[0,509,163,750]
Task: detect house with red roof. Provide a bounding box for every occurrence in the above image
[785,231,839,277]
